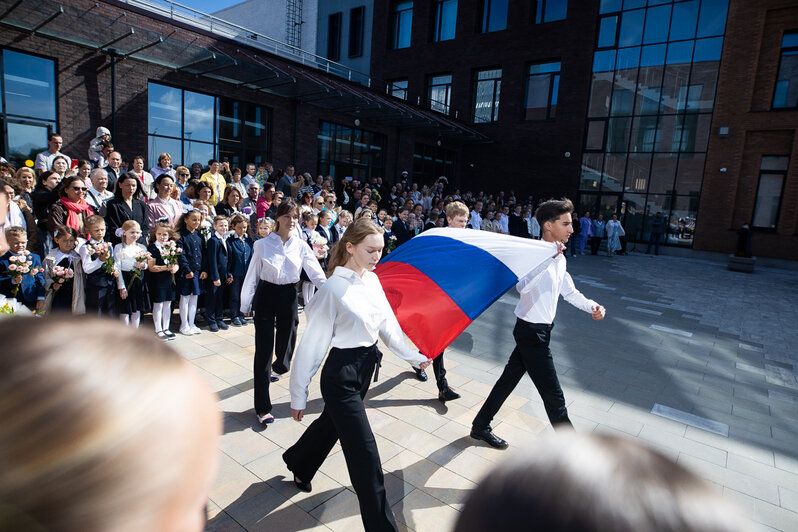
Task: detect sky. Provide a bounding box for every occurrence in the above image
[179,0,242,14]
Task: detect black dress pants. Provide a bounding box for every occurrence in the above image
[473,319,572,430]
[432,352,448,391]
[283,344,397,532]
[253,281,298,415]
[590,236,602,255]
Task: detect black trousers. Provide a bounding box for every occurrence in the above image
[253,281,298,415]
[432,352,447,391]
[206,280,225,323]
[85,279,115,317]
[590,236,602,255]
[283,344,397,532]
[473,319,572,430]
[228,275,245,319]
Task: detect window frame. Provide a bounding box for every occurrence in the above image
[772,31,798,110]
[431,0,457,42]
[532,0,568,25]
[386,79,409,100]
[471,67,502,123]
[524,60,561,121]
[327,12,342,62]
[751,155,789,230]
[478,0,508,34]
[390,1,414,50]
[427,73,453,115]
[348,6,365,58]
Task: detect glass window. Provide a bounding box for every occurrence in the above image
[184,141,215,168]
[611,89,633,116]
[643,5,670,44]
[752,156,788,229]
[631,115,658,152]
[183,91,215,143]
[607,116,631,152]
[618,9,644,47]
[598,16,618,48]
[696,0,729,38]
[669,1,699,41]
[148,83,182,138]
[245,104,269,152]
[432,0,457,42]
[649,153,678,193]
[412,142,456,185]
[472,68,501,123]
[623,0,645,9]
[386,79,409,100]
[602,153,627,191]
[535,0,567,24]
[349,7,365,57]
[218,100,241,143]
[581,153,603,189]
[148,136,182,170]
[674,153,706,195]
[525,61,560,120]
[391,1,413,49]
[6,121,49,163]
[328,12,342,61]
[2,50,56,121]
[693,37,723,62]
[428,74,452,114]
[479,0,508,33]
[585,120,606,150]
[599,0,621,14]
[318,120,386,180]
[773,32,798,109]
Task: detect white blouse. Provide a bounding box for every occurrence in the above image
[239,232,326,314]
[113,243,148,289]
[289,266,428,410]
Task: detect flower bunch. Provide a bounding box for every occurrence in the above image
[50,265,75,291]
[0,302,13,315]
[87,241,115,275]
[386,234,398,253]
[127,250,153,290]
[160,240,183,284]
[6,251,42,297]
[308,231,328,258]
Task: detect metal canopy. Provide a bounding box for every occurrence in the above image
[0,0,487,141]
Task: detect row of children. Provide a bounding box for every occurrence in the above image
[1,210,270,339]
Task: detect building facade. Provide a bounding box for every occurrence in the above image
[316,0,374,77]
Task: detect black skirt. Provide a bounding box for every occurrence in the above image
[148,268,175,303]
[117,270,145,314]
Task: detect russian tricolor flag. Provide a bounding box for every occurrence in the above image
[375,228,557,358]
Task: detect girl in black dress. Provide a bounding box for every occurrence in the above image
[147,222,180,340]
[43,225,85,314]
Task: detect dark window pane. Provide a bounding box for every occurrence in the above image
[6,121,49,163]
[643,5,670,44]
[752,174,783,228]
[655,115,676,152]
[669,1,698,41]
[589,71,613,117]
[185,141,215,168]
[617,46,640,69]
[602,153,627,191]
[525,75,552,120]
[640,43,666,67]
[148,83,182,138]
[619,9,645,46]
[391,1,413,49]
[581,153,603,189]
[774,38,798,108]
[3,50,56,121]
[148,136,182,168]
[761,156,789,171]
[387,79,409,100]
[649,153,677,193]
[183,91,215,143]
[473,69,501,123]
[433,0,458,41]
[599,0,622,14]
[626,153,652,192]
[598,16,618,48]
[218,99,241,143]
[784,34,798,48]
[428,74,452,113]
[245,105,269,151]
[607,117,631,152]
[611,89,633,116]
[693,37,723,62]
[666,41,694,64]
[631,115,658,152]
[540,0,568,23]
[674,153,706,195]
[624,0,645,9]
[696,0,729,38]
[349,7,365,57]
[593,50,617,72]
[328,12,341,61]
[480,0,508,32]
[586,120,606,150]
[660,63,691,113]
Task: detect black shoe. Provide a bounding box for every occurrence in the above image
[217,320,229,330]
[272,363,288,375]
[470,427,508,449]
[293,475,312,493]
[414,367,428,382]
[438,387,461,402]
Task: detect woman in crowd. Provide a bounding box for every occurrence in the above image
[15,167,36,209]
[48,175,94,237]
[147,174,183,228]
[194,181,216,216]
[283,219,430,531]
[50,154,71,181]
[76,159,93,189]
[32,170,61,254]
[130,155,156,200]
[240,199,326,425]
[174,165,191,194]
[606,213,624,257]
[299,190,314,214]
[106,172,149,245]
[217,186,242,218]
[0,316,221,532]
[150,152,176,180]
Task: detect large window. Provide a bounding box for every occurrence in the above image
[386,79,409,100]
[773,32,798,109]
[349,7,365,58]
[427,74,453,114]
[432,0,457,42]
[525,61,560,120]
[327,13,342,61]
[1,49,57,167]
[472,68,502,123]
[148,82,270,169]
[479,0,508,33]
[391,1,413,49]
[534,0,567,24]
[317,121,385,181]
[413,143,456,185]
[752,156,788,229]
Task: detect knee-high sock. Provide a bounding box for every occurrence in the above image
[188,295,198,327]
[131,311,140,329]
[179,296,190,330]
[161,302,172,332]
[120,313,130,326]
[152,302,164,332]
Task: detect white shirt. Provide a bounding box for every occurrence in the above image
[515,254,597,325]
[289,266,428,410]
[239,232,326,314]
[113,243,147,288]
[214,231,228,252]
[499,213,510,234]
[79,238,115,275]
[470,210,482,230]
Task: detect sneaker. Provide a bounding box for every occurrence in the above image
[190,325,201,334]
[208,321,219,332]
[269,372,280,383]
[164,330,176,340]
[179,326,194,336]
[231,317,243,326]
[438,387,461,402]
[257,412,275,424]
[217,320,229,330]
[156,331,169,341]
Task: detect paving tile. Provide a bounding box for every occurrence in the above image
[391,487,461,532]
[677,454,780,505]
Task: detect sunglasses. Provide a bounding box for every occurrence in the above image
[71,186,87,192]
[178,173,190,177]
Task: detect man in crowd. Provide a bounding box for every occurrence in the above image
[35,133,68,174]
[104,151,124,191]
[85,168,114,217]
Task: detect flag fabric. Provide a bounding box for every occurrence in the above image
[375,228,557,358]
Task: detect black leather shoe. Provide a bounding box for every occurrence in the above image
[414,367,428,382]
[438,387,461,402]
[293,475,312,493]
[470,427,508,449]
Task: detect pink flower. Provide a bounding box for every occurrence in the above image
[8,264,16,271]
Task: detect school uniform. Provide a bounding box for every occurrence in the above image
[284,266,427,532]
[105,198,149,245]
[114,242,147,316]
[176,229,203,296]
[227,232,253,322]
[0,251,45,310]
[147,242,175,303]
[79,239,116,317]
[205,231,230,327]
[43,248,85,314]
[240,232,326,416]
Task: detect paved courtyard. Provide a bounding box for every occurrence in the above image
[172,251,798,532]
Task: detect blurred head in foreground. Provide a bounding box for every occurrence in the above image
[0,316,221,532]
[455,432,746,532]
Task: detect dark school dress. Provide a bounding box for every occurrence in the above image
[147,243,175,303]
[177,229,203,296]
[51,256,75,310]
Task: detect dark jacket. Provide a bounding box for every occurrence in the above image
[105,198,149,245]
[509,213,530,238]
[205,233,229,282]
[31,185,58,232]
[0,251,45,303]
[393,218,412,245]
[227,234,253,277]
[177,229,203,275]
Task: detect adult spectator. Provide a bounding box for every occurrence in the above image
[354,192,371,219]
[217,187,242,218]
[242,163,257,187]
[646,212,664,255]
[150,152,176,180]
[199,159,226,206]
[276,165,296,197]
[85,168,114,218]
[51,154,71,182]
[15,167,36,210]
[48,175,94,237]
[106,172,149,245]
[147,174,183,228]
[256,182,275,220]
[297,172,314,199]
[130,155,155,200]
[34,132,67,174]
[97,140,114,169]
[31,170,61,252]
[1,168,40,255]
[590,213,605,254]
[190,162,203,180]
[0,316,221,532]
[509,204,530,238]
[498,205,510,234]
[240,181,259,213]
[76,159,93,189]
[105,151,124,191]
[470,200,483,230]
[174,165,191,194]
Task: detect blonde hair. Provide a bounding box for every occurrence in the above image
[446,201,469,219]
[4,225,26,241]
[0,316,218,532]
[336,210,353,225]
[326,218,382,276]
[121,220,140,233]
[84,215,105,232]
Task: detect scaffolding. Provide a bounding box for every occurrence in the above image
[285,0,303,49]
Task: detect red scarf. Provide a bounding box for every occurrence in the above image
[59,197,94,232]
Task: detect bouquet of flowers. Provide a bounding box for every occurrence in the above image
[199,221,212,243]
[127,249,153,290]
[386,234,398,253]
[308,231,328,259]
[50,265,74,291]
[160,240,183,284]
[86,241,115,275]
[6,251,42,297]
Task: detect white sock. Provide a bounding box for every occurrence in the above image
[131,311,140,329]
[302,282,315,306]
[180,296,190,330]
[152,302,164,333]
[120,313,130,326]
[188,295,198,327]
[161,302,172,332]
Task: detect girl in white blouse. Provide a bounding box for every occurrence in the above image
[113,220,148,328]
[240,199,326,425]
[283,219,430,532]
